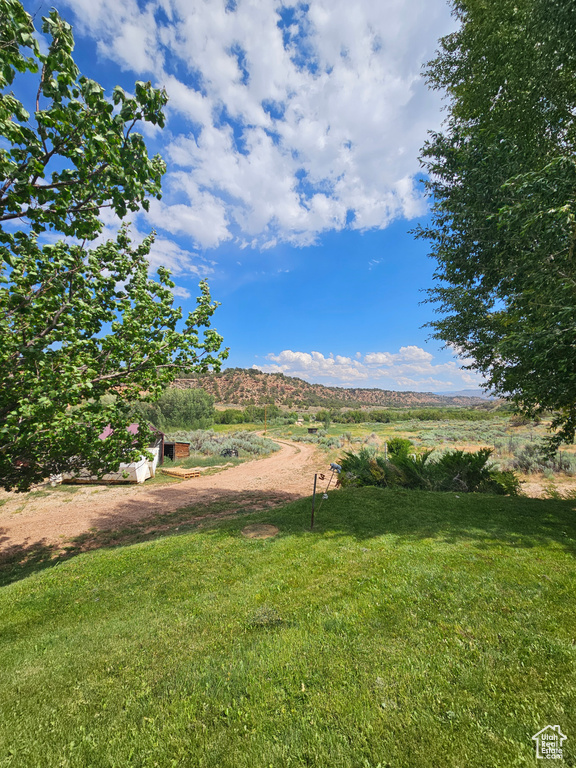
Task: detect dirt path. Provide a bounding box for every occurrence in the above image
[0,440,328,554]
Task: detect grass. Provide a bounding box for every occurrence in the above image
[146,452,259,486]
[174,454,244,469]
[145,454,245,486]
[212,422,262,433]
[40,484,82,495]
[1,488,576,767]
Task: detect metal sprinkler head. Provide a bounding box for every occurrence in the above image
[322,493,328,499]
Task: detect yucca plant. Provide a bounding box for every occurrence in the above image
[340,447,519,495]
[388,451,434,490]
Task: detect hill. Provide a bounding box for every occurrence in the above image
[174,367,492,409]
[436,388,494,400]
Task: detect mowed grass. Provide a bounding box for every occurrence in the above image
[1,488,575,767]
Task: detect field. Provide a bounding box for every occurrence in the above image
[259,415,576,497]
[1,487,575,767]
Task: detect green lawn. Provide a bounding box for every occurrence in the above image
[1,488,575,767]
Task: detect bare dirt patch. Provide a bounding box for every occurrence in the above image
[241,524,280,539]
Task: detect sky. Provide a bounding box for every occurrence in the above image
[22,0,484,393]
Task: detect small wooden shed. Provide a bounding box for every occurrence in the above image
[308,427,319,435]
[163,441,190,461]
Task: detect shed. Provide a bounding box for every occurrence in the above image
[163,441,190,461]
[308,427,319,435]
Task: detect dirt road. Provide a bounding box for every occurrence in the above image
[0,440,329,553]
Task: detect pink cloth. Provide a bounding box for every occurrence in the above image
[98,423,140,440]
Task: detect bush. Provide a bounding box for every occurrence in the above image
[386,437,413,456]
[339,447,519,495]
[213,409,245,425]
[165,430,280,457]
[320,436,341,448]
[509,414,541,427]
[132,388,214,431]
[509,443,576,475]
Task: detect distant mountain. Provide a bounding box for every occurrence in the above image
[174,368,493,409]
[435,389,495,400]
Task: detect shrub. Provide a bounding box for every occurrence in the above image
[339,447,519,495]
[509,414,541,427]
[213,409,245,425]
[430,449,516,494]
[165,430,280,457]
[386,437,413,456]
[320,436,341,448]
[509,443,576,475]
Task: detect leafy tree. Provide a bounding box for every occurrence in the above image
[418,0,576,449]
[132,388,215,432]
[213,408,246,425]
[0,1,227,491]
[316,409,331,429]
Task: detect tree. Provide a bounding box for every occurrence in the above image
[0,1,227,491]
[132,388,215,432]
[417,0,576,449]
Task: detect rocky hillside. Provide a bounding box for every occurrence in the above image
[173,368,491,409]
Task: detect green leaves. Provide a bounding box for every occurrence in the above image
[339,446,519,495]
[418,0,576,450]
[0,2,227,491]
[1,222,227,491]
[0,2,167,242]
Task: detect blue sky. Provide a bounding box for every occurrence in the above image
[22,0,483,392]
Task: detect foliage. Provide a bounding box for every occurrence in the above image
[316,409,332,429]
[386,437,413,456]
[0,2,227,491]
[132,388,214,431]
[340,447,519,495]
[213,408,246,425]
[213,404,282,425]
[508,443,576,476]
[323,407,496,424]
[165,429,280,457]
[417,0,576,450]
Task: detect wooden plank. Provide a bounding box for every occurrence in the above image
[160,467,201,479]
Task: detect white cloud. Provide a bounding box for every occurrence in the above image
[170,284,191,298]
[58,0,455,249]
[255,347,486,391]
[146,235,214,278]
[84,208,214,284]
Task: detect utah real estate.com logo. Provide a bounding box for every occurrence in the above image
[532,725,567,760]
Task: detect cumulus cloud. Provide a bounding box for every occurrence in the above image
[170,284,191,299]
[254,347,486,391]
[58,0,455,249]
